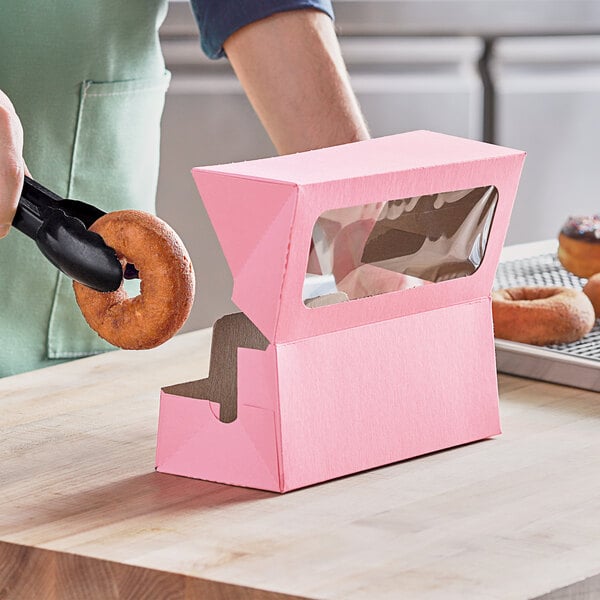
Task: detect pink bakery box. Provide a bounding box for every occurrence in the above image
[156,130,526,493]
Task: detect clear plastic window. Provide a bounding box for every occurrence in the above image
[303,186,498,307]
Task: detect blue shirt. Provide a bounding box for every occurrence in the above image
[189,0,335,59]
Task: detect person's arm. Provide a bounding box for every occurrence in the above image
[0,90,25,238]
[223,8,369,155]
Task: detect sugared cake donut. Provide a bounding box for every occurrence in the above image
[583,273,600,319]
[492,286,595,346]
[558,215,600,278]
[73,210,195,349]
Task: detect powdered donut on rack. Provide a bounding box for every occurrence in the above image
[558,215,600,278]
[583,273,600,319]
[491,286,595,346]
[73,210,195,349]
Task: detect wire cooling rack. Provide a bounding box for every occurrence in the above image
[494,252,600,362]
[493,240,600,391]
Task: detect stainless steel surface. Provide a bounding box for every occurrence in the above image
[163,1,600,37]
[494,240,600,392]
[493,36,600,245]
[333,1,600,36]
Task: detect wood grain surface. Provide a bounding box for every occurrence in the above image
[0,540,305,600]
[1,329,599,599]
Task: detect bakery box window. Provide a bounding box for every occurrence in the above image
[303,186,498,306]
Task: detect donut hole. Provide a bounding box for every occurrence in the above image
[122,262,141,299]
[123,278,141,299]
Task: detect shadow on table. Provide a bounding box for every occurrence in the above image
[6,472,274,538]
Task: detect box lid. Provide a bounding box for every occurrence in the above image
[195,130,522,186]
[193,131,525,343]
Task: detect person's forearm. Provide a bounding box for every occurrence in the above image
[0,90,25,238]
[223,9,369,155]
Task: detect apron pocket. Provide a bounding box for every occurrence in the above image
[47,72,171,359]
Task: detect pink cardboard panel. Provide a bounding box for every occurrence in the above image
[192,171,298,342]
[156,298,499,492]
[275,154,524,343]
[156,345,282,491]
[198,130,524,186]
[275,297,500,491]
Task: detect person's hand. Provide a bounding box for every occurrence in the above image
[0,90,26,238]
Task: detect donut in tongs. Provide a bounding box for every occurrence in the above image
[73,210,195,349]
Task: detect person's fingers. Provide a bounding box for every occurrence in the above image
[0,90,25,238]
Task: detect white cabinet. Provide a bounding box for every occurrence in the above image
[341,37,483,139]
[491,36,600,244]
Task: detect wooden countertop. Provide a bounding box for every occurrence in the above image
[1,328,599,599]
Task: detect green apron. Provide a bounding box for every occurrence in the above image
[0,0,170,376]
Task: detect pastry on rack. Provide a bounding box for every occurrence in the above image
[558,215,600,278]
[583,273,600,319]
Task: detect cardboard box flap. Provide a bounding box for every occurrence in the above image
[191,170,298,342]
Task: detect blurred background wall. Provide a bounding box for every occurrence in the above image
[156,0,600,332]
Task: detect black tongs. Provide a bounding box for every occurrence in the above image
[13,176,125,292]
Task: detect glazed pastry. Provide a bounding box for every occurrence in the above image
[558,215,600,278]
